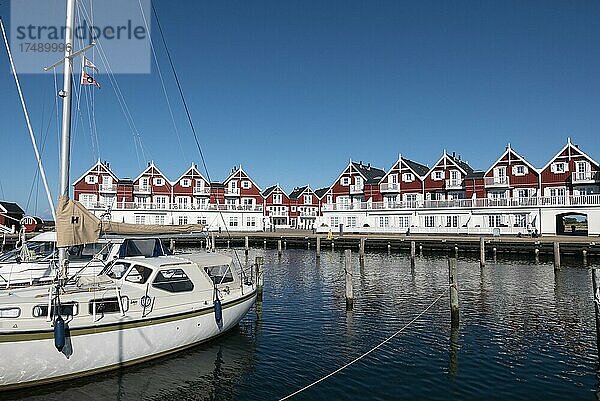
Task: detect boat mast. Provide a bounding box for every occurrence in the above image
[58,0,76,278]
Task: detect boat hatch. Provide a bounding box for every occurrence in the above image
[89,297,129,315]
[204,265,234,284]
[118,239,165,258]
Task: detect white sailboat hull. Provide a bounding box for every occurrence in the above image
[0,291,255,390]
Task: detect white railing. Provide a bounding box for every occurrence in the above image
[484,176,509,187]
[445,179,463,189]
[98,201,263,212]
[133,185,151,194]
[380,183,400,192]
[350,184,364,194]
[99,183,117,192]
[225,188,240,196]
[193,186,210,195]
[299,210,318,217]
[572,171,599,183]
[269,210,289,217]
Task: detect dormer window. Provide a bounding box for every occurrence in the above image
[85,175,97,184]
[432,171,444,181]
[304,194,312,204]
[551,162,568,174]
[273,194,282,204]
[341,177,350,186]
[242,180,251,189]
[180,178,191,187]
[402,173,415,182]
[153,177,164,186]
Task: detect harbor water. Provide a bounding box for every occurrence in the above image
[8,247,600,401]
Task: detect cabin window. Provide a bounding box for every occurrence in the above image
[88,297,124,315]
[103,261,131,279]
[153,269,194,293]
[125,265,153,284]
[432,171,443,181]
[242,180,251,189]
[0,308,21,318]
[32,302,79,318]
[402,173,415,182]
[204,265,234,284]
[153,177,165,186]
[341,177,350,186]
[85,175,97,184]
[180,178,191,187]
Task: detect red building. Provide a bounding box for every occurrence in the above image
[222,165,263,210]
[262,184,291,227]
[540,138,600,199]
[132,161,173,211]
[423,151,474,201]
[73,160,119,208]
[329,161,385,207]
[289,185,320,229]
[172,163,210,210]
[0,201,24,232]
[379,155,429,206]
[483,144,539,200]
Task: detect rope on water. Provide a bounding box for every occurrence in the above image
[279,285,452,401]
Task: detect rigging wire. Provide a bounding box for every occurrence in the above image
[151,2,247,276]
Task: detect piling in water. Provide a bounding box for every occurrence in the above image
[345,249,353,310]
[448,258,459,326]
[535,248,540,263]
[479,237,486,267]
[584,250,588,266]
[255,256,264,301]
[245,236,249,256]
[554,242,561,270]
[211,232,216,252]
[169,239,175,254]
[419,244,423,256]
[278,240,282,257]
[410,241,416,268]
[263,239,267,250]
[316,236,321,258]
[591,268,600,356]
[359,237,365,260]
[227,239,230,249]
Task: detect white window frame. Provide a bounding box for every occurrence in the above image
[551,162,568,174]
[432,171,444,181]
[180,178,191,187]
[341,177,350,186]
[512,165,527,176]
[273,194,283,204]
[402,172,414,182]
[85,175,97,184]
[242,180,251,189]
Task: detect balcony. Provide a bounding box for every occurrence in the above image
[350,184,364,194]
[572,171,599,184]
[380,183,400,193]
[269,209,289,217]
[133,185,151,194]
[445,179,463,190]
[224,187,240,196]
[99,183,117,193]
[484,176,510,188]
[193,186,210,195]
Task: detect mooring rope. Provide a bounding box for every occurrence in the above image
[279,285,452,401]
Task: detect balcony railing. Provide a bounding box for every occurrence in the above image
[193,186,210,195]
[572,171,599,184]
[133,185,151,194]
[99,183,117,192]
[380,183,400,192]
[224,188,240,196]
[269,210,289,217]
[92,201,263,212]
[484,176,510,187]
[445,179,463,189]
[349,184,364,194]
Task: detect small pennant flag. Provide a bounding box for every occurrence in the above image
[83,56,99,72]
[81,71,101,89]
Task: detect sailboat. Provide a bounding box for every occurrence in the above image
[0,0,256,390]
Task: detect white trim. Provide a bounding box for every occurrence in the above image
[485,145,538,176]
[541,140,599,173]
[72,160,118,186]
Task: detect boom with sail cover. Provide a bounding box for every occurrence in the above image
[56,196,204,247]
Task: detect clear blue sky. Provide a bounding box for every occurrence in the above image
[1,0,599,219]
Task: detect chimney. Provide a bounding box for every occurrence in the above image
[452,152,456,158]
[148,162,151,167]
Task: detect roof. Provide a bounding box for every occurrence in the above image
[315,187,329,199]
[0,201,25,215]
[210,182,224,188]
[449,155,474,174]
[289,185,309,200]
[403,158,429,177]
[465,170,485,179]
[262,185,278,197]
[351,162,386,185]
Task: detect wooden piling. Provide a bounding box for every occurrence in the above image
[227,239,230,249]
[492,247,497,262]
[345,249,354,310]
[211,232,216,252]
[410,241,416,268]
[534,247,539,263]
[263,239,267,250]
[554,242,561,270]
[307,241,310,250]
[479,237,486,267]
[448,258,459,326]
[255,256,264,301]
[419,244,423,256]
[387,242,391,254]
[278,240,282,256]
[284,240,287,250]
[331,241,334,252]
[454,245,459,259]
[169,239,175,254]
[245,236,249,256]
[591,268,600,356]
[359,237,365,260]
[584,250,588,266]
[316,236,321,258]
